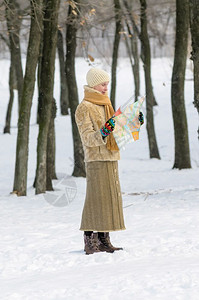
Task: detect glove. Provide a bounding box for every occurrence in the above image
[138,112,144,125]
[100,117,115,138]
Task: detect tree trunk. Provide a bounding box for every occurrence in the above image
[12,0,44,196]
[46,98,57,191]
[130,31,140,101]
[36,41,43,124]
[123,0,157,105]
[57,29,69,115]
[122,0,140,101]
[171,0,191,169]
[35,0,60,194]
[140,0,160,159]
[125,21,140,101]
[4,62,15,134]
[189,0,199,139]
[124,28,135,83]
[65,2,86,177]
[110,0,122,109]
[5,0,23,111]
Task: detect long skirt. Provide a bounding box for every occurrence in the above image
[80,161,126,232]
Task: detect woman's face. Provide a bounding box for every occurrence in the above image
[93,81,109,95]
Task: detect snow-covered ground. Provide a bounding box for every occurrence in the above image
[0,57,199,300]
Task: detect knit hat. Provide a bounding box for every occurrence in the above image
[86,68,110,87]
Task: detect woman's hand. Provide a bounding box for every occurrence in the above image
[100,117,115,137]
[139,112,144,125]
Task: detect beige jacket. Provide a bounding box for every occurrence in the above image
[75,87,120,162]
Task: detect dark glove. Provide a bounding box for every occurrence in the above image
[100,117,115,137]
[139,112,144,125]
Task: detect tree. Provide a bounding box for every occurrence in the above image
[3,61,15,133]
[35,0,60,194]
[13,0,44,196]
[57,28,69,115]
[140,0,160,159]
[65,0,86,177]
[122,0,140,101]
[189,0,199,139]
[36,41,43,125]
[122,0,158,106]
[0,34,17,134]
[46,98,57,190]
[110,0,122,109]
[171,0,191,169]
[5,0,23,111]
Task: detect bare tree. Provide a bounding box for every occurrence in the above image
[35,0,60,194]
[0,34,17,134]
[3,59,16,133]
[189,0,199,139]
[171,0,191,169]
[5,0,23,111]
[110,0,122,109]
[46,98,57,189]
[13,0,44,196]
[65,0,86,177]
[140,0,160,159]
[57,28,69,115]
[122,0,140,101]
[123,0,158,106]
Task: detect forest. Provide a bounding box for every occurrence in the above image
[0,0,198,197]
[1,1,199,299]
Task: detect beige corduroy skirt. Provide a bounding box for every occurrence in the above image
[80,161,126,232]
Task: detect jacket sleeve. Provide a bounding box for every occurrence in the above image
[75,104,107,148]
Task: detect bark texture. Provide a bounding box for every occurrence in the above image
[123,0,140,101]
[110,0,122,109]
[171,0,191,169]
[189,0,199,139]
[140,0,160,159]
[4,62,15,133]
[35,0,60,194]
[5,0,23,111]
[13,0,43,196]
[46,98,57,191]
[57,29,69,115]
[65,2,86,177]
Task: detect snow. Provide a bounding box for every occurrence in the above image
[0,57,199,300]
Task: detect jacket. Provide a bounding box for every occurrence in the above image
[75,92,120,162]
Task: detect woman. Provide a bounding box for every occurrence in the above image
[75,68,125,255]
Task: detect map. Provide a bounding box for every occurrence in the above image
[113,96,145,149]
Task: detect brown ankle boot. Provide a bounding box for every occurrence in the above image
[98,232,123,252]
[84,232,100,255]
[98,232,115,253]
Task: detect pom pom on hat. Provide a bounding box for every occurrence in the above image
[86,68,110,87]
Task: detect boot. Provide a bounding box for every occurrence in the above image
[98,232,123,252]
[84,231,93,252]
[84,232,100,255]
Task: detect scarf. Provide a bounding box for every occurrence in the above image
[83,87,119,151]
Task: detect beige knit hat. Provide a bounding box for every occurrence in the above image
[86,68,110,87]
